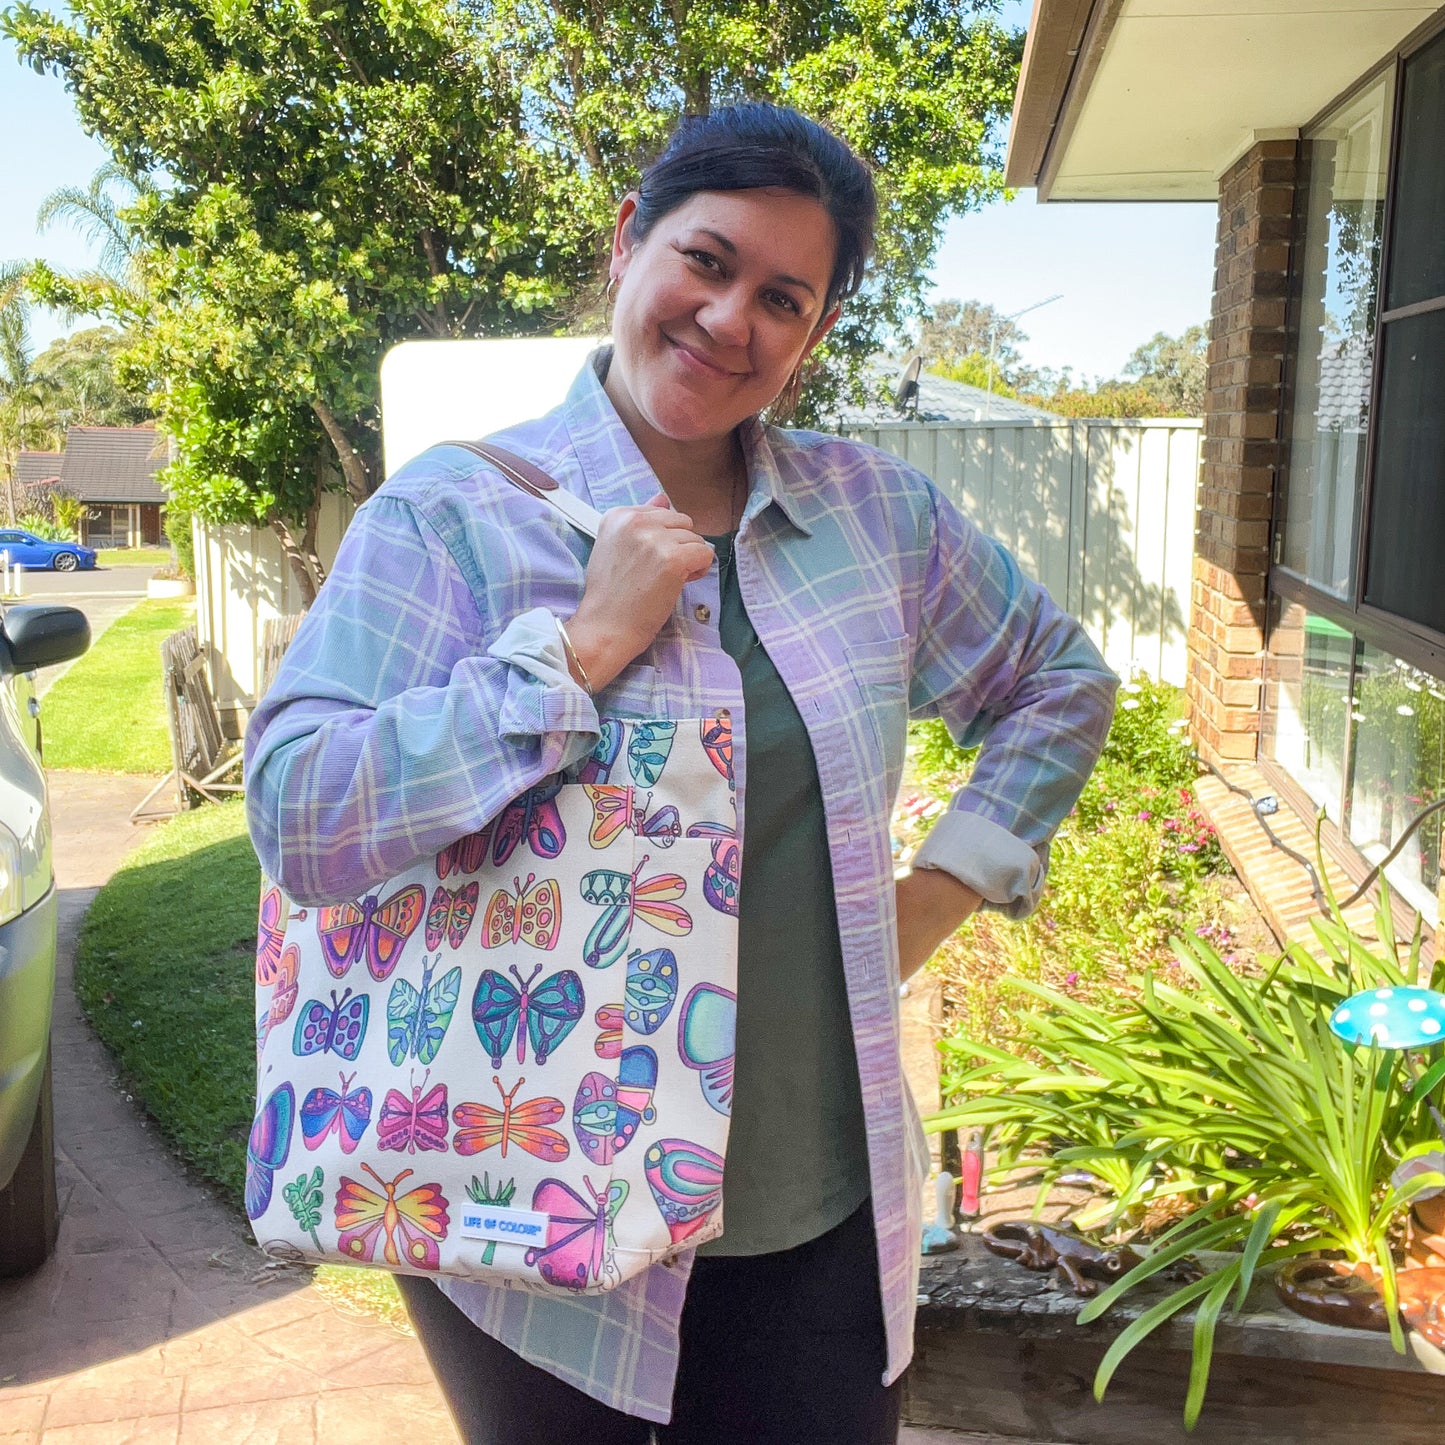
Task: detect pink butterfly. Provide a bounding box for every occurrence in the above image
[300,1071,373,1154]
[425,883,479,950]
[256,886,307,985]
[376,1070,449,1153]
[437,828,489,879]
[525,1175,629,1291]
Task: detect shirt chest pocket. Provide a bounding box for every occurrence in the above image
[843,633,911,792]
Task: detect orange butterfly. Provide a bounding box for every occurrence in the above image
[481,874,562,950]
[452,1076,570,1162]
[334,1163,450,1270]
[583,784,680,850]
[257,944,300,1053]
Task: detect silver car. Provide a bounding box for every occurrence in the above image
[0,604,91,1276]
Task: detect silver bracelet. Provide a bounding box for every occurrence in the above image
[555,617,594,697]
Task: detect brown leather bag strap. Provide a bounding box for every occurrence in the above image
[444,438,602,540]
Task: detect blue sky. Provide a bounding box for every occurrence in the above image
[1,5,1217,379]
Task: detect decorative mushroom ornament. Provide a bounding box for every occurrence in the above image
[1329,986,1445,1050]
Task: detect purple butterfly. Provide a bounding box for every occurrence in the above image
[686,820,740,917]
[472,963,584,1068]
[245,1082,294,1220]
[526,1175,628,1290]
[293,988,369,1061]
[489,780,566,867]
[377,1070,450,1154]
[300,1071,373,1154]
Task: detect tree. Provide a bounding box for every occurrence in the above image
[0,268,61,519]
[32,327,152,428]
[5,0,1021,599]
[916,298,1029,381]
[1122,324,1208,416]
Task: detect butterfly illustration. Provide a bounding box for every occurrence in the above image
[580,855,692,970]
[472,962,585,1067]
[315,885,426,981]
[466,1173,517,1266]
[245,1082,295,1220]
[627,721,677,787]
[300,1071,373,1154]
[334,1163,450,1270]
[481,873,562,951]
[436,828,489,880]
[452,1076,569,1162]
[700,712,733,784]
[623,947,678,1035]
[678,982,736,1115]
[425,883,479,950]
[583,785,681,850]
[256,944,301,1056]
[686,820,740,917]
[525,1175,629,1291]
[644,1138,724,1246]
[256,886,307,985]
[293,988,369,1061]
[377,1069,450,1153]
[573,1046,658,1166]
[593,1003,623,1059]
[387,955,462,1067]
[487,780,567,867]
[575,720,622,785]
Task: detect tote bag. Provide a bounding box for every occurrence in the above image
[247,442,739,1293]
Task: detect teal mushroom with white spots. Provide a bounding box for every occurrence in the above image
[1329,986,1445,1050]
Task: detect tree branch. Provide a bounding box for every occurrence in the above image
[311,397,373,503]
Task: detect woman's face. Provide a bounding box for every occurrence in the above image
[606,188,840,445]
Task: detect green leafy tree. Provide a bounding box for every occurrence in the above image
[0,268,62,519]
[916,298,1028,380]
[930,351,1018,397]
[1021,381,1180,419]
[1121,323,1208,415]
[5,0,1021,598]
[32,327,151,428]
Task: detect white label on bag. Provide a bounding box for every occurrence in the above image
[459,1204,551,1245]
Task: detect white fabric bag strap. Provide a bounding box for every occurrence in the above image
[446,438,603,540]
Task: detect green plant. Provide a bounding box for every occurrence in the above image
[932,880,1445,1427]
[51,492,86,538]
[164,502,194,580]
[15,511,70,541]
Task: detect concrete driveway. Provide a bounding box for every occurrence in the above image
[7,566,167,697]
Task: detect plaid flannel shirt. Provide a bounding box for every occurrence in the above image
[245,352,1117,1422]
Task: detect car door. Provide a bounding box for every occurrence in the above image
[0,533,25,569]
[13,536,49,569]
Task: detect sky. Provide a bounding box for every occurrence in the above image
[0,4,1218,380]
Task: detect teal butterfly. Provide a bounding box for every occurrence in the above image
[628,722,677,787]
[580,856,692,969]
[387,954,462,1066]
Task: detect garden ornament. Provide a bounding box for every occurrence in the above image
[1276,1258,1445,1354]
[1328,985,1445,1145]
[981,1221,1146,1296]
[921,1172,960,1255]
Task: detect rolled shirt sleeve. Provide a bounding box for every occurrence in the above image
[244,493,599,906]
[906,479,1119,918]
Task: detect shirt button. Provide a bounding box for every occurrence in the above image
[693,603,712,624]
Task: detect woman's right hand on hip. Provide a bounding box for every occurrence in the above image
[563,494,715,692]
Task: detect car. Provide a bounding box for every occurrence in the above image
[0,603,91,1276]
[0,530,97,574]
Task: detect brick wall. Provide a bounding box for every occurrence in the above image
[1187,138,1298,763]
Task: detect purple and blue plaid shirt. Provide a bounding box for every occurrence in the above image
[245,352,1116,1422]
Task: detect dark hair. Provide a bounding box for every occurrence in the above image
[630,103,877,314]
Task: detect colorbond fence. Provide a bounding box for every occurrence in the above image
[196,418,1200,726]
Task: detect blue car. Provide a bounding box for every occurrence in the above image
[0,531,97,574]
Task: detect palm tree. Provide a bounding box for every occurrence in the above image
[0,269,62,521]
[37,163,155,317]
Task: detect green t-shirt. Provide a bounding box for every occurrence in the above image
[695,533,872,1256]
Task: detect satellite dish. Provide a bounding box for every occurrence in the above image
[893,355,922,416]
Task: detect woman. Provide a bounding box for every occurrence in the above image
[246,103,1117,1444]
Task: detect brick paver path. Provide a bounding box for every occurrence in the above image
[0,772,1015,1443]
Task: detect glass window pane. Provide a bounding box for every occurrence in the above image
[1262,597,1352,819]
[1280,74,1393,598]
[1362,307,1445,633]
[1348,644,1445,925]
[1386,28,1445,312]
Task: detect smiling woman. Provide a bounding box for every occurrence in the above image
[244,102,1118,1445]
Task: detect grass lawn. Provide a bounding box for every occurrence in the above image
[95,547,172,569]
[76,798,408,1328]
[42,599,192,772]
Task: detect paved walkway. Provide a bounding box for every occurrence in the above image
[0,772,1019,1443]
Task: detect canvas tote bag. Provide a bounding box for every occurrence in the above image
[247,441,739,1293]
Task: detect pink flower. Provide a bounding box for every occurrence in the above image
[1064,971,1080,988]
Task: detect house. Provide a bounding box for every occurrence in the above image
[1008,0,1445,930]
[14,426,167,548]
[829,359,1062,427]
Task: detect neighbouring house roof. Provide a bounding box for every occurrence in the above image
[13,452,63,487]
[16,427,167,504]
[831,359,1061,427]
[1313,334,1373,432]
[1006,0,1438,201]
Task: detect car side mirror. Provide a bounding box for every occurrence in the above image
[2,605,91,671]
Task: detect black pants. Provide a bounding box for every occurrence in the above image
[397,1200,902,1445]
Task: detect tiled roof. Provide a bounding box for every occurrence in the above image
[14,452,64,487]
[1312,335,1372,432]
[16,427,168,503]
[830,358,1061,427]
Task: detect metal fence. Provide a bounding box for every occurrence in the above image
[196,418,1201,725]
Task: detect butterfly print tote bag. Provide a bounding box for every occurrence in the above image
[248,443,739,1293]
